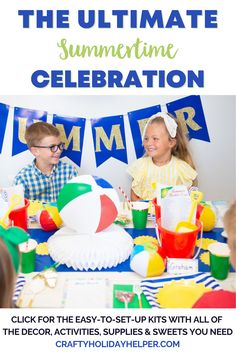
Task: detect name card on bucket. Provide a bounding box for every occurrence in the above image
[167,258,198,275]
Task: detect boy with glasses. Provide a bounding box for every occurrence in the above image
[13,121,78,203]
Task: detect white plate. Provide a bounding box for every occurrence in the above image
[221,230,228,238]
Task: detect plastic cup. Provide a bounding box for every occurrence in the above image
[19,239,37,274]
[132,201,149,229]
[9,198,30,231]
[208,242,230,280]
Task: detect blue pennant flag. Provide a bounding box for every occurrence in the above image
[52,115,86,167]
[12,107,47,156]
[167,95,210,142]
[91,115,127,167]
[0,103,9,154]
[128,104,161,158]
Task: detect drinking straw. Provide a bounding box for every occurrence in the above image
[118,187,132,210]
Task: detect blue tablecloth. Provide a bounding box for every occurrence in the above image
[29,226,233,273]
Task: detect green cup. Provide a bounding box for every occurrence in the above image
[132,201,149,229]
[19,239,37,274]
[208,242,230,280]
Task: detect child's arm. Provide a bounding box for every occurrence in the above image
[192,177,198,187]
[131,189,141,201]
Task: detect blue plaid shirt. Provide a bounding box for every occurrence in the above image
[13,160,78,203]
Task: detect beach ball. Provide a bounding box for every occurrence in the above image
[57,175,120,233]
[130,242,166,277]
[200,204,216,232]
[37,206,63,231]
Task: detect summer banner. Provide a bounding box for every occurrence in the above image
[91,115,127,167]
[128,104,161,159]
[0,103,9,154]
[167,95,210,142]
[52,114,86,167]
[12,107,47,156]
[3,95,209,166]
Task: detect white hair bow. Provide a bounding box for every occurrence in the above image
[143,112,177,140]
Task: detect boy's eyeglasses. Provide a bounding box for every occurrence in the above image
[33,143,65,153]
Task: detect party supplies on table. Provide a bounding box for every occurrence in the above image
[175,191,203,232]
[62,278,108,308]
[159,195,191,231]
[0,185,24,207]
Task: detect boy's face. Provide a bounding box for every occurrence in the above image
[31,135,63,166]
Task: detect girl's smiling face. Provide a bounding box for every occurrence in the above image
[143,122,176,163]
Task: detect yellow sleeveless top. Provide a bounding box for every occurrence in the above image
[127,155,197,200]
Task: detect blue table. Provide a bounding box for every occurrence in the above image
[29,226,233,273]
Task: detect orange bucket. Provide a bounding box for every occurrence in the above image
[9,198,30,231]
[157,218,202,258]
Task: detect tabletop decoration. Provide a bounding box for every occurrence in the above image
[115,290,134,308]
[199,202,217,231]
[113,284,151,308]
[13,275,26,304]
[200,251,210,265]
[114,213,131,226]
[130,241,166,277]
[141,272,221,308]
[17,267,58,307]
[48,175,133,270]
[57,175,120,234]
[133,284,143,308]
[196,237,216,251]
[133,235,159,246]
[36,242,49,255]
[118,186,132,210]
[37,205,63,231]
[28,200,44,217]
[0,194,22,228]
[156,279,212,308]
[48,224,133,270]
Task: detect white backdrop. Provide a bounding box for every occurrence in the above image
[0,95,235,201]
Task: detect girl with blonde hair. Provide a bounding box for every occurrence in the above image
[127,112,197,200]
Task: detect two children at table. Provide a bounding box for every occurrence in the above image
[13,122,78,203]
[13,113,195,204]
[127,112,197,201]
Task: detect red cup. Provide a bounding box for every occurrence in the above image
[9,198,30,231]
[152,198,161,222]
[157,218,202,258]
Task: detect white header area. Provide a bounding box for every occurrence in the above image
[0,1,235,94]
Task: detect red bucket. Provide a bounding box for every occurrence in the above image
[157,218,202,258]
[9,198,30,231]
[153,198,203,224]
